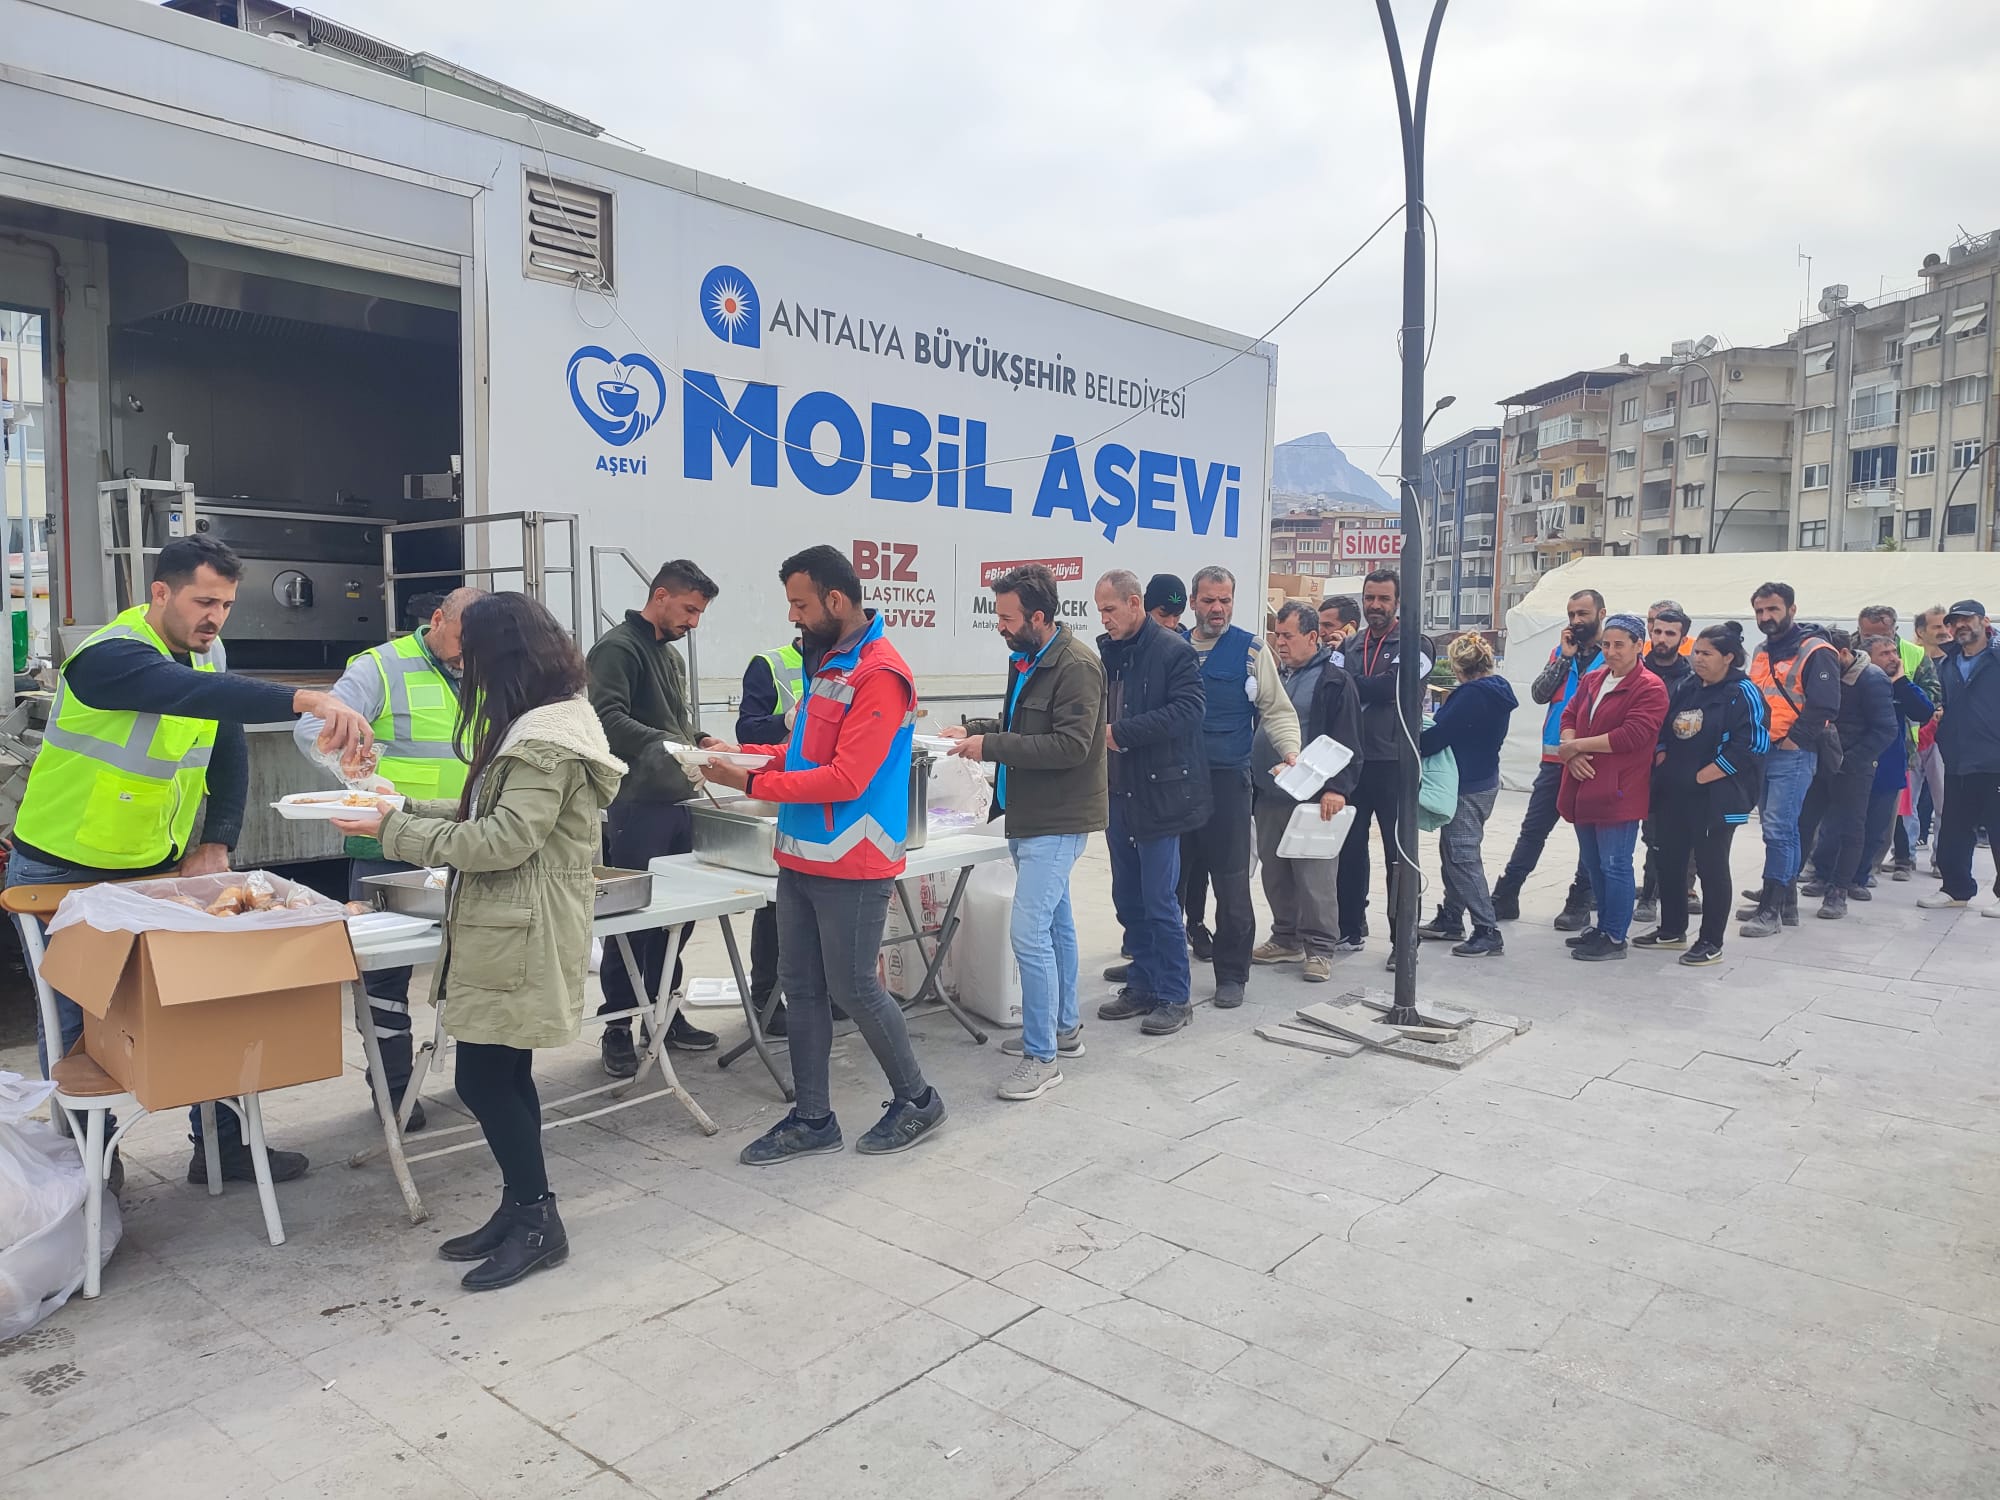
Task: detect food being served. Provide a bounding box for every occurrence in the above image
[343,900,372,916]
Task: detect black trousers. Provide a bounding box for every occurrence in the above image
[1178,843,1210,930]
[598,799,693,1022]
[749,902,780,1007]
[1803,765,1872,892]
[1181,767,1255,983]
[1656,805,1737,949]
[1336,758,1408,944]
[1638,825,1692,905]
[454,1040,546,1205]
[1500,759,1591,907]
[1937,771,2000,901]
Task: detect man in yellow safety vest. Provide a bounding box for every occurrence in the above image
[7,535,374,1192]
[295,586,485,1129]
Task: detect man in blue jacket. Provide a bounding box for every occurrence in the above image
[1093,569,1210,1036]
[1919,600,2000,912]
[1491,589,1603,926]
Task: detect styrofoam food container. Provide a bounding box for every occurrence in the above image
[664,740,766,769]
[272,790,407,821]
[1274,735,1356,801]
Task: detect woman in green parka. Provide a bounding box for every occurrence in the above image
[335,593,624,1291]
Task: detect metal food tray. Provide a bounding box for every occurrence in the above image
[689,797,782,878]
[360,866,654,920]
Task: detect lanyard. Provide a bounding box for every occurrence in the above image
[1360,629,1393,677]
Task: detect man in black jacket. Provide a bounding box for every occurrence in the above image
[1920,600,2000,911]
[1798,629,1897,920]
[1092,569,1209,1036]
[1635,607,1695,926]
[1336,568,1434,953]
[586,558,723,1074]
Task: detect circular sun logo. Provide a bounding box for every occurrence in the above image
[708,277,752,336]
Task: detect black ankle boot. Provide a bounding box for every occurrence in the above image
[462,1196,569,1292]
[437,1195,513,1263]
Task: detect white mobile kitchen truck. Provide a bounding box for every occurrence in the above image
[0,0,1277,863]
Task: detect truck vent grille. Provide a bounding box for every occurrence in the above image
[524,173,612,290]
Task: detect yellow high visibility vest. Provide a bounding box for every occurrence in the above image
[358,630,468,804]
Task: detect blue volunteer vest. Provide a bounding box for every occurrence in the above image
[1199,625,1259,770]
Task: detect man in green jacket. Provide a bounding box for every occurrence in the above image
[586,558,723,1075]
[944,563,1107,1102]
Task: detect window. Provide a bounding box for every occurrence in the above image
[1947,503,1977,536]
[1952,438,1983,471]
[1904,510,1933,540]
[1878,515,1896,544]
[1850,385,1900,431]
[1619,397,1640,424]
[1908,383,1940,415]
[1803,405,1833,434]
[523,171,614,288]
[1804,343,1836,373]
[1614,448,1636,470]
[1683,432,1709,457]
[1906,314,1941,349]
[1951,375,1988,406]
[1686,376,1712,405]
[1949,303,1989,340]
[1909,446,1937,477]
[1559,466,1576,488]
[1850,444,1898,489]
[1570,506,1587,526]
[1613,496,1634,517]
[1680,483,1706,509]
[1678,538,1703,555]
[1799,520,1827,548]
[1802,462,1830,489]
[1538,414,1585,447]
[1659,441,1675,466]
[1884,338,1904,364]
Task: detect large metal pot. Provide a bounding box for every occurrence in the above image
[906,750,930,852]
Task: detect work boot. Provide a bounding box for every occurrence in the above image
[600,1025,639,1079]
[1186,923,1215,962]
[1818,886,1848,920]
[1739,880,1783,939]
[1847,883,1872,902]
[461,1197,568,1292]
[438,1194,514,1262]
[1212,980,1246,1010]
[1416,909,1465,942]
[1097,987,1155,1021]
[1491,876,1522,922]
[1102,961,1132,982]
[1780,881,1800,927]
[1552,901,1593,933]
[187,1138,310,1186]
[1302,954,1333,982]
[1140,1003,1191,1036]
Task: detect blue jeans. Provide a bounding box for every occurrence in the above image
[1008,833,1086,1061]
[1107,801,1190,1007]
[1758,746,1818,883]
[1575,821,1640,941]
[5,847,232,1146]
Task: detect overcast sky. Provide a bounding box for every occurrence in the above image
[323,0,2000,470]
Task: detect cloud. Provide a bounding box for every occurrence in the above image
[315,0,2000,464]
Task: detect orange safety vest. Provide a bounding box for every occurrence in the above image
[1748,637,1835,742]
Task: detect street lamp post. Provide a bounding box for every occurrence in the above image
[1709,488,1772,552]
[1374,0,1449,1030]
[1933,441,2000,551]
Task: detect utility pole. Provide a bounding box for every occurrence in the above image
[1373,0,1448,1029]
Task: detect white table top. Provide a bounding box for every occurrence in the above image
[653,831,1009,902]
[347,866,768,973]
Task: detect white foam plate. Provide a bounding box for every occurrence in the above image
[272,790,407,821]
[912,734,962,755]
[344,910,435,942]
[663,741,766,769]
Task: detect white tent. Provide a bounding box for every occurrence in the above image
[1497,552,1992,789]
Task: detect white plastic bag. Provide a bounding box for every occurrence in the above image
[1278,803,1356,860]
[47,871,347,938]
[926,754,995,836]
[951,861,1023,1028]
[0,1071,121,1339]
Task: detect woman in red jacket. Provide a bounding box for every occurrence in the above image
[1556,614,1670,961]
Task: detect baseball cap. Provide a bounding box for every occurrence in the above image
[1145,573,1187,615]
[1944,599,1987,622]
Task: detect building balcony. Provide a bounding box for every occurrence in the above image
[1536,437,1606,464]
[1715,453,1791,475]
[1643,410,1678,433]
[1563,481,1603,501]
[1719,400,1794,421]
[1643,465,1674,484]
[1844,484,1898,509]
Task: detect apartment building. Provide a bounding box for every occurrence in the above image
[1789,229,1998,553]
[1598,344,1795,559]
[1268,502,1399,590]
[1419,426,1501,632]
[0,306,48,558]
[1497,363,1638,617]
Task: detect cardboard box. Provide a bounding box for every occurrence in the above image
[40,919,357,1110]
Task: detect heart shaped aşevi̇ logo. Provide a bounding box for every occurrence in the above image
[567,347,667,447]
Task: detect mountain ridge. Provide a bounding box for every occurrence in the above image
[1271,432,1397,512]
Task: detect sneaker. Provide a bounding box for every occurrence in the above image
[1332,936,1366,955]
[1918,890,1967,910]
[1302,955,1333,982]
[1891,865,1913,883]
[760,999,788,1039]
[1186,923,1215,961]
[1563,926,1600,949]
[1416,910,1465,943]
[1679,940,1725,966]
[1847,884,1872,903]
[1212,980,1246,1009]
[1983,902,2000,918]
[1632,898,1659,926]
[1552,905,1593,933]
[1686,891,1703,913]
[739,1110,843,1166]
[1571,931,1627,962]
[1002,1026,1085,1057]
[1452,928,1504,958]
[857,1090,947,1155]
[997,1057,1063,1101]
[1140,1003,1191,1036]
[600,1026,639,1079]
[1251,941,1303,965]
[187,1140,310,1185]
[1098,987,1156,1021]
[1632,929,1688,950]
[667,1013,718,1051]
[1103,961,1131,982]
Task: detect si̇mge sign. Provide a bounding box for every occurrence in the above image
[1340,530,1404,561]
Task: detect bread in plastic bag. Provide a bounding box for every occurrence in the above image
[47,871,347,938]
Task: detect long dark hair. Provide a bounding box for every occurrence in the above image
[453,593,588,817]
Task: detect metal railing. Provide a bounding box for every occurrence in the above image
[382,510,581,639]
[589,546,701,735]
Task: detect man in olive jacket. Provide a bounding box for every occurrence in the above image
[586,558,722,1075]
[945,564,1108,1102]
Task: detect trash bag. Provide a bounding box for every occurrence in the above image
[0,1072,121,1338]
[951,861,1023,1028]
